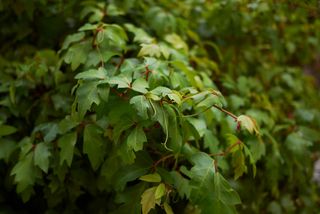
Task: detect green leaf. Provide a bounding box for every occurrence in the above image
[237,115,259,134]
[163,202,174,214]
[61,32,85,50]
[127,126,147,151]
[125,24,153,44]
[165,33,188,52]
[83,124,105,170]
[0,124,17,136]
[76,81,100,118]
[131,78,149,94]
[75,67,108,80]
[155,183,166,199]
[167,91,182,105]
[214,172,241,205]
[196,94,221,109]
[104,24,128,49]
[0,139,16,162]
[58,116,79,134]
[113,183,146,214]
[11,153,37,192]
[34,142,51,173]
[64,42,89,70]
[130,95,151,119]
[232,150,247,180]
[141,186,157,214]
[140,173,161,183]
[138,43,161,58]
[58,132,77,167]
[115,152,152,190]
[170,171,191,198]
[78,23,98,31]
[285,132,312,156]
[109,74,132,88]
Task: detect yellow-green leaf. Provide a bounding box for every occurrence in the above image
[155,183,166,199]
[237,115,259,134]
[140,173,161,182]
[141,186,157,214]
[164,202,174,214]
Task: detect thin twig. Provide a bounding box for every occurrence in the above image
[212,104,238,120]
[153,154,174,168]
[210,141,241,157]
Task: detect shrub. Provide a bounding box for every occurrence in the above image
[0,0,319,213]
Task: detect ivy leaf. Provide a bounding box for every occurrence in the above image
[232,150,247,180]
[58,116,79,134]
[0,139,16,162]
[130,95,151,119]
[151,86,172,97]
[140,173,161,183]
[64,42,89,70]
[75,67,108,80]
[104,24,128,49]
[34,142,51,173]
[109,74,132,88]
[214,172,241,205]
[196,94,221,109]
[113,183,146,214]
[131,78,149,94]
[58,132,77,167]
[141,186,157,214]
[61,32,85,50]
[115,152,152,190]
[237,115,259,134]
[11,153,37,193]
[138,44,161,58]
[76,81,100,118]
[163,202,174,214]
[83,124,105,170]
[285,132,312,157]
[127,126,147,151]
[167,91,182,105]
[170,171,191,198]
[0,124,17,136]
[78,23,98,31]
[155,183,166,199]
[125,24,153,44]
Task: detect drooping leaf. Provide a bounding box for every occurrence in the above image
[214,172,241,205]
[163,202,174,214]
[34,142,51,173]
[11,153,37,193]
[237,115,259,135]
[83,124,105,170]
[58,132,77,167]
[0,124,17,136]
[115,152,152,190]
[0,139,16,162]
[76,81,100,118]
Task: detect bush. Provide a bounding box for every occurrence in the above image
[0,0,319,213]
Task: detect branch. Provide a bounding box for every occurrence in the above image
[210,140,241,157]
[212,104,238,120]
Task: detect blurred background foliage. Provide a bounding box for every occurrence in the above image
[0,0,320,213]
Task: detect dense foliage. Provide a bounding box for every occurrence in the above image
[0,0,320,213]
